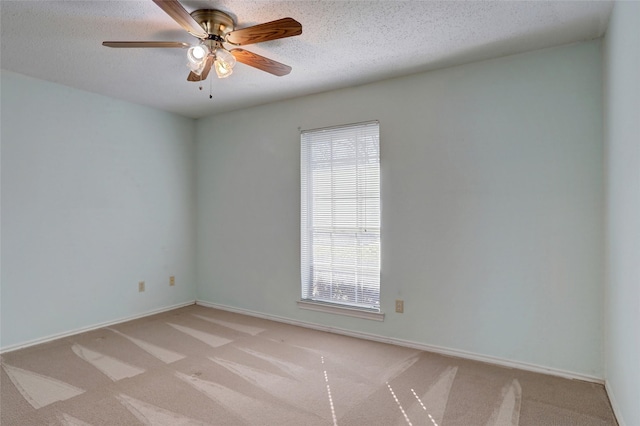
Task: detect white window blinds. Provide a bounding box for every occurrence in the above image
[301,121,380,311]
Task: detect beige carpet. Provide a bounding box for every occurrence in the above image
[1,305,617,425]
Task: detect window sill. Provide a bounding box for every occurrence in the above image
[297,300,385,321]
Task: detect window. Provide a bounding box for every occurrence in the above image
[301,121,380,312]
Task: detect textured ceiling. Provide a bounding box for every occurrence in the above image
[1,1,612,119]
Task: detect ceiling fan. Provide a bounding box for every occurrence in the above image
[103,0,302,82]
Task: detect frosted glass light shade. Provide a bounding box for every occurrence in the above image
[186,44,210,75]
[214,59,233,78]
[214,48,236,78]
[215,48,236,68]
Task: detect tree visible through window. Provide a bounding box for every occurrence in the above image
[301,121,380,311]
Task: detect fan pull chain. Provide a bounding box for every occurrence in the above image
[209,74,213,99]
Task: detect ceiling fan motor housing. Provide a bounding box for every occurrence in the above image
[191,10,234,36]
[191,9,234,50]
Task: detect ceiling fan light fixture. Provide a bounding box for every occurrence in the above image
[215,48,236,68]
[213,48,236,79]
[186,44,210,75]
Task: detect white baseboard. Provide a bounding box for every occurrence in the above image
[196,300,604,384]
[0,300,196,354]
[605,380,627,426]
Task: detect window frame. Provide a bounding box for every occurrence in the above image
[299,121,383,320]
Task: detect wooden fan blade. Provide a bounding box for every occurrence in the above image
[225,18,302,46]
[230,49,292,76]
[102,41,190,48]
[187,55,214,82]
[152,0,208,39]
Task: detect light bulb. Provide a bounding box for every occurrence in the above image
[193,46,206,59]
[187,44,210,65]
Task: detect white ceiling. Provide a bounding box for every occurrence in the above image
[1,1,613,119]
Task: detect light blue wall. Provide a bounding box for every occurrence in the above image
[195,41,604,378]
[603,2,640,425]
[0,71,197,349]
